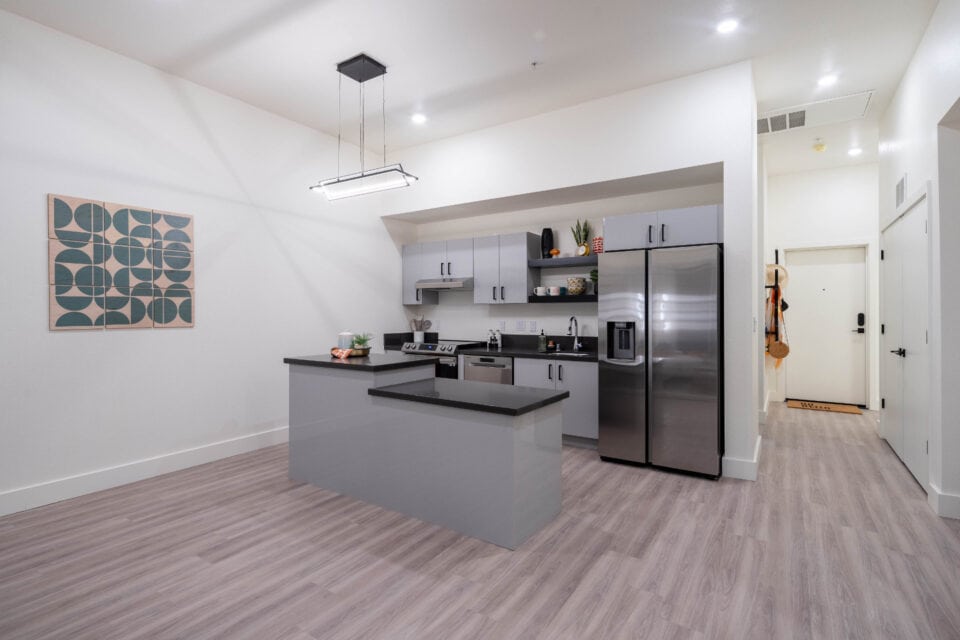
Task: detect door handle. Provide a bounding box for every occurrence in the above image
[416,289,420,302]
[548,364,553,380]
[447,261,452,275]
[648,225,653,244]
[889,348,906,357]
[440,262,445,276]
[852,328,865,334]
[558,364,563,382]
[501,286,505,300]
[492,286,497,301]
[661,223,666,243]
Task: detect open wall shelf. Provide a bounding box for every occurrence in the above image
[528,294,598,303]
[528,255,598,268]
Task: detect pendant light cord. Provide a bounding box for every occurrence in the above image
[382,75,387,165]
[360,79,365,173]
[336,73,342,179]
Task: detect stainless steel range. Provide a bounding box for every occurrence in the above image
[401,340,483,379]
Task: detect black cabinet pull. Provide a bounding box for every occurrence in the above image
[548,364,553,380]
[500,286,505,300]
[661,223,666,243]
[558,364,563,382]
[447,261,452,275]
[648,225,653,244]
[440,262,445,276]
[416,289,420,302]
[492,286,497,300]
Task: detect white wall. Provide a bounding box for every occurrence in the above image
[409,184,723,341]
[383,63,761,479]
[879,0,960,517]
[0,11,407,515]
[763,163,880,410]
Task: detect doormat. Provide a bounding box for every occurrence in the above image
[786,400,862,415]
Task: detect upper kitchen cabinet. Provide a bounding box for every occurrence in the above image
[473,232,540,304]
[420,238,474,279]
[401,244,438,305]
[603,205,722,251]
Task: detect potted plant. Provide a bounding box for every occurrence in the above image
[571,219,591,256]
[351,333,372,355]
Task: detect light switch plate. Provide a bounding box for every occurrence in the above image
[515,320,526,331]
[498,320,506,331]
[528,320,537,333]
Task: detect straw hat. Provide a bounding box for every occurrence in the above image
[765,264,789,287]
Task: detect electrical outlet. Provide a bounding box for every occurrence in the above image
[529,320,538,333]
[498,320,506,331]
[515,320,526,331]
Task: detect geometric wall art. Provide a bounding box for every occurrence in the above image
[48,194,195,330]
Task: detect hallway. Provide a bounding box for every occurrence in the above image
[1,404,958,639]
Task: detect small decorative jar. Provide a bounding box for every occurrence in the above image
[592,236,604,254]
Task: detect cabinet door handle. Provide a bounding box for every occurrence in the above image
[492,286,497,301]
[500,286,505,300]
[558,364,563,382]
[447,261,452,275]
[648,224,653,244]
[440,262,445,276]
[548,364,553,381]
[416,289,420,302]
[661,223,666,243]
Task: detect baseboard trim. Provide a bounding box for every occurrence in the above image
[0,426,289,517]
[928,481,960,519]
[723,435,762,481]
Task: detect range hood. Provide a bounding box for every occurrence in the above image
[415,277,474,291]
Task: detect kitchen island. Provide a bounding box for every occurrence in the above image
[284,353,568,549]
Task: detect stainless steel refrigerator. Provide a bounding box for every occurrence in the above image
[598,245,723,477]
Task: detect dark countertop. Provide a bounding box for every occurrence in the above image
[283,352,439,372]
[368,378,569,416]
[459,347,598,363]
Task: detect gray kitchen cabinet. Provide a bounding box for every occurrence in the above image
[472,232,539,304]
[420,238,474,279]
[515,358,598,439]
[603,211,659,251]
[656,205,722,248]
[603,205,722,251]
[401,244,437,305]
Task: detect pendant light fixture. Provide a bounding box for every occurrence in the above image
[310,53,417,200]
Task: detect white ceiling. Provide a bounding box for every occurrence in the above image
[0,0,937,171]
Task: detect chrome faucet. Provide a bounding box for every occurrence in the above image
[567,316,582,351]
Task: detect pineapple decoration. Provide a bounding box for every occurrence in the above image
[572,219,592,256]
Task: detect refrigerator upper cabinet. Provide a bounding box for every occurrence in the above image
[648,245,722,476]
[603,212,659,252]
[656,205,722,248]
[473,235,501,304]
[597,250,647,463]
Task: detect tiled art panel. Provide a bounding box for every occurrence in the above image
[48,195,195,331]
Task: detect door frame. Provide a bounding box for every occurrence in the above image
[772,238,878,410]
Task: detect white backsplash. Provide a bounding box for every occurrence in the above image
[407,290,597,341]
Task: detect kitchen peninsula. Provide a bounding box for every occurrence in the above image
[284,353,568,549]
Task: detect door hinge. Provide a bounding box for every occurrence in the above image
[881,398,886,409]
[926,440,929,454]
[880,250,885,260]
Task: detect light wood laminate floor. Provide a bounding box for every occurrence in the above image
[2,403,959,639]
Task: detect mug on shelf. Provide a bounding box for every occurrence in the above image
[548,286,561,296]
[534,286,548,296]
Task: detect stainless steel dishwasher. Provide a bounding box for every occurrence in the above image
[463,354,514,385]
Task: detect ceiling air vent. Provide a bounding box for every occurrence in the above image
[769,114,788,132]
[757,119,770,134]
[788,110,806,128]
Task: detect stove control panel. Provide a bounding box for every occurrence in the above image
[401,342,458,354]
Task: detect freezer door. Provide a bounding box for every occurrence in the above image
[598,250,647,463]
[648,245,722,476]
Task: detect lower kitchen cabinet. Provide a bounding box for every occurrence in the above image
[514,358,598,439]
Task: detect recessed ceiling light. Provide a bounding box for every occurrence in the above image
[818,74,838,88]
[848,147,863,157]
[716,19,739,34]
[411,113,427,125]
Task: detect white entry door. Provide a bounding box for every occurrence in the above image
[784,247,867,406]
[881,199,929,489]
